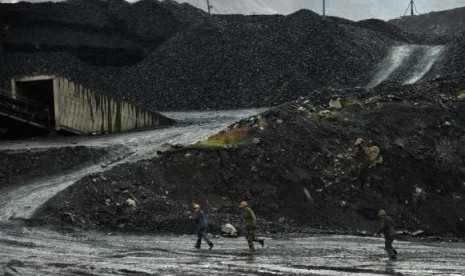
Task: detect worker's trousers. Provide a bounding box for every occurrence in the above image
[385,236,397,259]
[246,226,263,250]
[196,227,212,248]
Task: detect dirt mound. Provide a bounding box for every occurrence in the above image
[35,82,465,237]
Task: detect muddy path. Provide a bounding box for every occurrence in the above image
[1,225,464,276]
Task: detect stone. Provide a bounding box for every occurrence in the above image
[61,212,75,223]
[329,98,343,110]
[412,230,425,236]
[354,138,363,146]
[221,223,238,237]
[366,145,381,162]
[125,198,137,207]
[457,91,465,101]
[252,138,262,145]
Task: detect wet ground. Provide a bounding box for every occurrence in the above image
[0,109,265,221]
[1,224,464,276]
[1,109,465,275]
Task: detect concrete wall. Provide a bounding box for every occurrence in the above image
[11,75,173,135]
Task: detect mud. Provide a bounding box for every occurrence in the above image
[0,225,464,276]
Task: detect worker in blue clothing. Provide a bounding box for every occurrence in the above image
[192,203,213,249]
[375,209,398,260]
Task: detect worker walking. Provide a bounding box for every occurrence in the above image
[192,203,213,250]
[239,201,264,251]
[375,209,398,260]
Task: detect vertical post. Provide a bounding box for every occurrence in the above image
[207,0,211,15]
[323,0,326,17]
[410,0,414,16]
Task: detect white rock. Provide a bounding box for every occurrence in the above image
[329,98,343,110]
[125,198,136,208]
[221,223,238,237]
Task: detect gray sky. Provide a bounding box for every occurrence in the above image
[1,0,465,21]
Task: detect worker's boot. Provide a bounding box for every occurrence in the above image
[208,242,214,250]
[258,239,264,247]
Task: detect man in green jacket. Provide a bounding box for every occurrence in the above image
[240,201,264,251]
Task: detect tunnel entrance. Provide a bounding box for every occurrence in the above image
[14,78,55,125]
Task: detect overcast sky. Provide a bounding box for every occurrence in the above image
[1,0,465,21]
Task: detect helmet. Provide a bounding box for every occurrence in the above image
[192,203,200,209]
[378,209,387,216]
[239,201,248,208]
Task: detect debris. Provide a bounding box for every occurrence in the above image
[412,230,425,236]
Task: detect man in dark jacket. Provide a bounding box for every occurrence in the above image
[192,203,213,249]
[240,201,264,251]
[376,209,398,260]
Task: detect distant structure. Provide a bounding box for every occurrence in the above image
[322,0,326,17]
[206,0,212,15]
[0,75,174,135]
[404,0,420,16]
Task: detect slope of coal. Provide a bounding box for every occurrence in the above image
[0,0,182,66]
[0,146,112,189]
[0,0,420,111]
[390,6,465,36]
[121,11,397,110]
[35,79,465,237]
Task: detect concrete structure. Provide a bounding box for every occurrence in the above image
[2,75,174,135]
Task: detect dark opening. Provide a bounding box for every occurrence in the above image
[15,79,55,125]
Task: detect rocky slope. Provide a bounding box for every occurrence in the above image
[34,78,465,238]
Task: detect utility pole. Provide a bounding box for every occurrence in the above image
[403,0,418,17]
[206,0,212,15]
[322,0,326,17]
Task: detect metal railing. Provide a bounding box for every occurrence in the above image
[0,88,51,129]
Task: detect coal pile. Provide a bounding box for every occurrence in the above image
[0,146,111,189]
[35,82,465,237]
[0,0,425,111]
[390,6,465,36]
[121,11,396,110]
